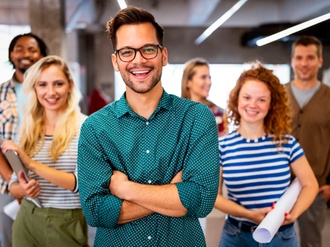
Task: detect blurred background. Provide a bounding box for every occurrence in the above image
[1,0,330,114]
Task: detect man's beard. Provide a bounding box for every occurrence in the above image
[17,67,28,74]
[122,69,162,94]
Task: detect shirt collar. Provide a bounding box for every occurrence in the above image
[8,75,18,88]
[116,89,173,118]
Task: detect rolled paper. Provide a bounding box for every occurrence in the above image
[3,200,20,220]
[252,178,302,243]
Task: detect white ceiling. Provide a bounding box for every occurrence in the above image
[1,0,330,32]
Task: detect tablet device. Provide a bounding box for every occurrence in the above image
[0,135,43,208]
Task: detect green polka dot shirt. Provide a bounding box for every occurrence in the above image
[78,90,219,247]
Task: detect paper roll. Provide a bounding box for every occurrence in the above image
[252,178,302,243]
[3,199,20,220]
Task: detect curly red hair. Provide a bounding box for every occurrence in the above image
[227,62,291,146]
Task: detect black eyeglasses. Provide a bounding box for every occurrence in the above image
[115,44,163,62]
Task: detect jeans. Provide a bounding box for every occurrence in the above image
[219,219,297,247]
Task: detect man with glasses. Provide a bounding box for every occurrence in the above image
[115,44,162,62]
[77,6,220,246]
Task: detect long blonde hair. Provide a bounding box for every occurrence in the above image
[20,55,81,161]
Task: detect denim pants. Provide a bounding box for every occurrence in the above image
[219,218,297,247]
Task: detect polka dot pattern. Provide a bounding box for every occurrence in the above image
[78,91,219,246]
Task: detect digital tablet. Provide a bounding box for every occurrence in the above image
[0,135,43,208]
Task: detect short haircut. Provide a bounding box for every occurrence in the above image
[291,35,322,58]
[8,32,48,67]
[106,6,164,50]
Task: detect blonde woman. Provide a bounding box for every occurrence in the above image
[181,57,227,136]
[1,55,89,247]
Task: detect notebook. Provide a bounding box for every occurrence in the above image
[0,135,43,208]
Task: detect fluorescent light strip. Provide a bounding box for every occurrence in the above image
[117,0,127,9]
[256,12,330,46]
[194,0,248,45]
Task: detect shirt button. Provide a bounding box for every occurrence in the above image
[147,236,152,240]
[146,150,150,154]
[148,180,152,184]
[146,121,149,125]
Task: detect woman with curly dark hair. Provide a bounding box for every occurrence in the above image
[214,62,318,247]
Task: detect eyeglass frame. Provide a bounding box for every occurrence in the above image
[114,44,163,62]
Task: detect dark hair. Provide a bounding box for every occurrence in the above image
[291,35,322,58]
[228,62,291,146]
[106,5,164,50]
[8,32,48,67]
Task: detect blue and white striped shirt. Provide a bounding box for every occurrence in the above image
[218,131,304,222]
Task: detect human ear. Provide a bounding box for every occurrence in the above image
[112,54,120,72]
[161,47,168,67]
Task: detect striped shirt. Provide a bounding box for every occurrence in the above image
[9,114,87,209]
[218,131,304,222]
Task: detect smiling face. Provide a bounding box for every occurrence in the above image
[187,65,211,102]
[34,65,72,114]
[10,36,44,75]
[111,23,168,95]
[238,79,271,128]
[291,44,323,83]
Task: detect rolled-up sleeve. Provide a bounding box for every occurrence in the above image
[8,172,17,190]
[176,104,220,218]
[78,120,122,228]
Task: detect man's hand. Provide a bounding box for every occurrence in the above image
[109,170,129,199]
[319,185,330,202]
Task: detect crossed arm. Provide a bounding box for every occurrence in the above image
[78,106,219,228]
[110,170,185,224]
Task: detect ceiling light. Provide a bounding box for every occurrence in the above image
[256,12,330,46]
[117,0,127,9]
[194,0,248,45]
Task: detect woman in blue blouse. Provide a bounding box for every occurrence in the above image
[214,62,318,247]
